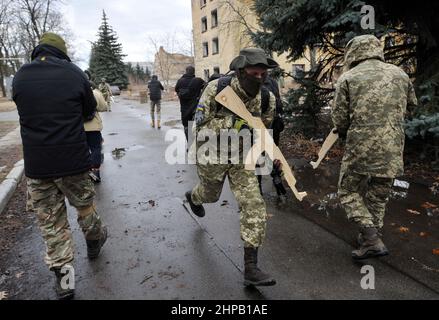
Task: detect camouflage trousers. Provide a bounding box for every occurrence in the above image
[150,100,161,122]
[191,164,267,248]
[338,171,393,229]
[27,172,104,270]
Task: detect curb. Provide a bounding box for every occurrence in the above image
[0,159,24,214]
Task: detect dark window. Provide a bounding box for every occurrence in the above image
[201,17,208,33]
[200,0,207,8]
[202,42,209,57]
[211,9,218,28]
[214,67,220,74]
[212,38,219,55]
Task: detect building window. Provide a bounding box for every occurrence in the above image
[292,64,305,78]
[200,0,207,8]
[201,17,208,33]
[204,69,210,81]
[212,38,219,55]
[202,42,209,57]
[211,9,218,28]
[214,67,220,74]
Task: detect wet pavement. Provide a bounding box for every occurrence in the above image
[0,97,438,300]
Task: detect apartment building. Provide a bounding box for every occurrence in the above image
[191,0,311,87]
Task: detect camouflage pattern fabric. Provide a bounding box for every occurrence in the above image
[338,171,393,228]
[151,100,161,122]
[99,82,112,110]
[27,172,104,270]
[196,76,275,165]
[191,164,267,248]
[191,76,275,248]
[332,34,418,179]
[333,34,417,228]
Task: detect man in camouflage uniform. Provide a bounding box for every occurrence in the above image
[185,48,278,286]
[99,78,112,112]
[332,35,418,260]
[13,33,108,300]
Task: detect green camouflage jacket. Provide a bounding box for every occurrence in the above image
[196,76,275,164]
[332,35,418,178]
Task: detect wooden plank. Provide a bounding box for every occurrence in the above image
[310,129,339,169]
[215,86,307,202]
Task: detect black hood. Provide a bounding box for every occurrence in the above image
[31,44,71,62]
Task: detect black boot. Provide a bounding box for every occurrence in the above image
[53,267,75,300]
[185,191,205,218]
[244,247,276,287]
[87,226,108,260]
[352,227,389,260]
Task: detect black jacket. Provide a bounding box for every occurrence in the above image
[175,73,195,108]
[182,77,206,121]
[13,44,97,179]
[148,79,164,101]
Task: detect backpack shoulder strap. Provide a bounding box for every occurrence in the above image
[215,76,233,112]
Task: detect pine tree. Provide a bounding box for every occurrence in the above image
[89,10,128,89]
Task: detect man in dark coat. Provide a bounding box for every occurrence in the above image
[175,66,198,140]
[147,75,165,129]
[13,32,108,300]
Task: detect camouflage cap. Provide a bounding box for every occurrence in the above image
[39,32,67,56]
[344,34,384,71]
[230,48,279,71]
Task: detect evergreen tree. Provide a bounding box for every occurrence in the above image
[89,10,128,89]
[253,0,439,135]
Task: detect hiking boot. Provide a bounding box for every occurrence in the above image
[357,228,383,246]
[185,191,205,218]
[352,227,389,260]
[87,226,108,260]
[244,247,276,287]
[53,266,75,300]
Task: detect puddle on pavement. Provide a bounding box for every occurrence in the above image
[111,145,146,160]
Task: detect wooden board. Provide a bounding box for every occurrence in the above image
[310,129,339,169]
[215,86,307,202]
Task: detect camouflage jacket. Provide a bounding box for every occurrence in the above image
[196,76,275,164]
[332,35,418,178]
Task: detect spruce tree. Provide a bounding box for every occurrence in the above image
[89,10,128,89]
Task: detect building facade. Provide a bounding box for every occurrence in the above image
[153,46,195,88]
[191,0,311,88]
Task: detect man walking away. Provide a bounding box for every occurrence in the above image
[13,33,108,300]
[175,66,196,140]
[147,75,164,129]
[332,35,417,260]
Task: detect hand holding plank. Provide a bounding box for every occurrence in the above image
[215,86,307,202]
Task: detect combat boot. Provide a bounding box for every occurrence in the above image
[87,226,108,260]
[185,191,205,217]
[357,228,383,246]
[352,227,389,260]
[151,121,155,129]
[244,247,276,287]
[53,267,75,300]
[157,120,161,130]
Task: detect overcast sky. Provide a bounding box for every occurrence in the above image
[63,0,193,69]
